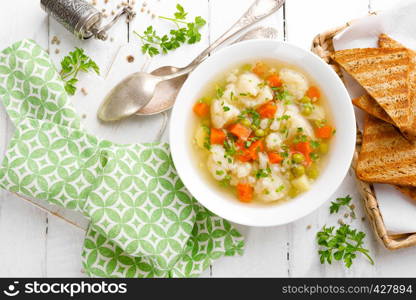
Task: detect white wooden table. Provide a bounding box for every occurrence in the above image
[0,0,415,277]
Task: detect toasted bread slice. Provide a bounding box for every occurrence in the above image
[378,33,404,48]
[396,186,416,201]
[352,94,394,124]
[379,34,416,140]
[332,47,411,133]
[356,115,416,186]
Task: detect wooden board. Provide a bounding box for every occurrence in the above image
[1,0,416,277]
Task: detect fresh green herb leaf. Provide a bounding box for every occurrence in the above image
[202,125,211,150]
[329,195,355,218]
[310,152,320,161]
[244,136,259,148]
[274,88,292,102]
[223,106,230,112]
[310,140,320,149]
[316,224,374,268]
[293,134,308,144]
[255,167,271,179]
[314,119,328,128]
[59,48,100,95]
[219,175,231,187]
[275,185,285,193]
[224,139,237,157]
[277,115,291,121]
[310,153,319,162]
[135,5,206,57]
[174,4,187,19]
[216,87,225,98]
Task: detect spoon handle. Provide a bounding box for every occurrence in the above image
[161,0,285,81]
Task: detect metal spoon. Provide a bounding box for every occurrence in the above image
[98,0,285,122]
[137,27,279,116]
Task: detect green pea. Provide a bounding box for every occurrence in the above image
[250,124,258,130]
[300,96,311,103]
[302,106,313,116]
[242,64,252,71]
[319,142,329,154]
[291,165,305,177]
[255,129,266,137]
[307,166,319,179]
[241,119,251,127]
[292,153,305,163]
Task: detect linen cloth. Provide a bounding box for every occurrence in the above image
[0,39,244,277]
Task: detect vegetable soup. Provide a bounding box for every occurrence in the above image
[192,61,335,204]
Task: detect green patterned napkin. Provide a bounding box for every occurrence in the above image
[0,40,244,277]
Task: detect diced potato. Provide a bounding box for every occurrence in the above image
[291,175,311,192]
[194,125,208,149]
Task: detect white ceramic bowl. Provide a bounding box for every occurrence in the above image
[170,39,356,227]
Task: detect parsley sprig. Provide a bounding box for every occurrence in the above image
[134,4,206,57]
[59,48,100,95]
[316,195,373,268]
[330,195,356,218]
[317,225,374,268]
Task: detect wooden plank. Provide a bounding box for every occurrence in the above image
[0,0,49,277]
[288,172,378,277]
[128,0,211,143]
[284,0,374,277]
[208,0,288,277]
[44,0,131,276]
[46,216,86,277]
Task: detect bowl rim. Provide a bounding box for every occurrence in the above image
[169,39,356,227]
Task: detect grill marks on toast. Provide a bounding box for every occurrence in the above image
[378,34,416,140]
[352,94,394,124]
[332,47,411,131]
[347,34,416,199]
[357,115,416,186]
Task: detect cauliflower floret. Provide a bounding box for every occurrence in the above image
[279,68,309,100]
[207,145,231,180]
[238,85,273,108]
[256,86,273,103]
[265,133,283,151]
[270,109,286,131]
[260,119,269,130]
[223,83,237,102]
[258,152,269,169]
[237,72,262,96]
[255,175,288,202]
[230,161,252,178]
[286,110,314,138]
[306,105,325,120]
[210,99,240,128]
[226,69,239,83]
[285,104,300,114]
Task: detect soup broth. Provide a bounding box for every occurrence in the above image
[191,60,335,204]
